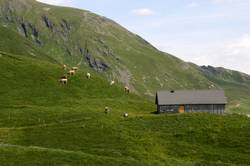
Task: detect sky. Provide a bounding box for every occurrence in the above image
[36,0,250,74]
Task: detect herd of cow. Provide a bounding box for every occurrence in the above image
[59,65,90,85]
[59,64,130,117]
[59,64,130,94]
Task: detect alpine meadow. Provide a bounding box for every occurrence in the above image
[0,0,249,165]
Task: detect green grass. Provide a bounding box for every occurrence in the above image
[0,52,249,165]
[0,0,250,164]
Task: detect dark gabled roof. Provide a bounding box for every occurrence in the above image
[156,90,227,105]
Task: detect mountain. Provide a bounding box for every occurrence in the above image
[0,0,214,96]
[0,0,250,165]
[0,0,250,112]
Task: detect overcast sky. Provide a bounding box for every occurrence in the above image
[36,0,250,74]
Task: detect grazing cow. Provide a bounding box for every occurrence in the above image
[68,70,75,76]
[63,64,67,70]
[86,72,91,79]
[61,75,67,79]
[60,78,68,85]
[124,113,128,117]
[105,107,110,114]
[72,67,78,71]
[110,80,115,86]
[124,86,130,93]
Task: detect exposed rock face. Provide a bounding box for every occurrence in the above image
[200,65,250,84]
[20,22,28,37]
[80,48,109,72]
[0,5,43,46]
[42,15,54,32]
[29,24,42,45]
[200,65,218,74]
[61,19,71,31]
[1,5,110,72]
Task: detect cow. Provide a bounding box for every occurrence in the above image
[86,72,91,79]
[63,64,67,70]
[60,78,68,85]
[124,86,130,93]
[110,80,115,86]
[68,70,75,76]
[72,67,79,71]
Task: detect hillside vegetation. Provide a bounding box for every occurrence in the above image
[0,52,250,165]
[0,0,250,114]
[0,0,213,96]
[0,0,250,165]
[0,0,250,115]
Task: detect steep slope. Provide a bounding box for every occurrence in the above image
[0,0,212,96]
[0,51,249,166]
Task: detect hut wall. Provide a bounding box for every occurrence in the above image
[158,104,225,114]
[158,105,179,113]
[185,104,225,114]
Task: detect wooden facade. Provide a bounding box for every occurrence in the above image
[157,104,225,114]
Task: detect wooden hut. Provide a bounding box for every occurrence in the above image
[155,90,227,114]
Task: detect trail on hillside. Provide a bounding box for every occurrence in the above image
[0,143,140,163]
[0,118,87,131]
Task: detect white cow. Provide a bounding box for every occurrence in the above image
[110,80,115,86]
[68,70,75,76]
[124,86,130,93]
[60,78,68,85]
[63,64,67,70]
[72,67,79,71]
[105,107,110,114]
[124,113,128,117]
[86,72,91,79]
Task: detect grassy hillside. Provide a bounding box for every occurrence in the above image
[0,52,250,165]
[1,0,250,115]
[0,0,212,96]
[0,1,250,164]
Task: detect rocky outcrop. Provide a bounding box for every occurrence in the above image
[42,15,54,32]
[200,65,218,74]
[80,47,110,72]
[29,24,42,45]
[0,6,43,46]
[60,19,71,32]
[20,22,28,37]
[200,65,250,84]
